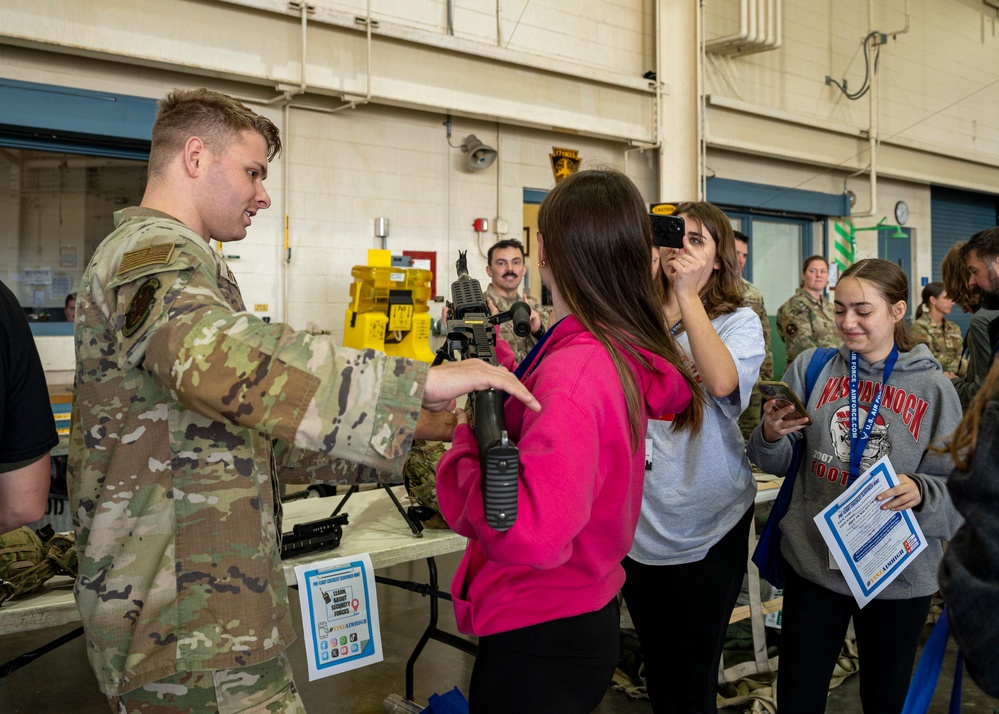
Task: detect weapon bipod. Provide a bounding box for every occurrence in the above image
[331,483,425,536]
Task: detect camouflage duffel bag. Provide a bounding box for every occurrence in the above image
[0,526,77,606]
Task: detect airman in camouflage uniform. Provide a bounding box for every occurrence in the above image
[68,89,536,711]
[738,278,774,440]
[776,287,839,366]
[70,205,427,703]
[403,440,450,529]
[484,285,549,362]
[910,312,963,374]
[483,239,549,362]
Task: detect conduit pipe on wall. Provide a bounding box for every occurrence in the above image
[260,0,375,320]
[704,0,781,56]
[280,2,310,322]
[227,1,311,321]
[496,0,504,47]
[626,0,664,189]
[648,0,663,195]
[329,0,374,114]
[230,0,375,320]
[851,0,909,219]
[698,0,706,200]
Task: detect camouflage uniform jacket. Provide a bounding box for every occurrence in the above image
[741,278,773,382]
[910,312,963,374]
[69,208,426,696]
[738,278,773,441]
[776,288,838,366]
[483,284,548,363]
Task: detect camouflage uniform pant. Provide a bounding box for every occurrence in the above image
[108,653,305,714]
[738,386,763,443]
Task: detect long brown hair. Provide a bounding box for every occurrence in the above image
[538,170,703,445]
[657,201,744,319]
[941,241,979,313]
[838,259,914,351]
[948,357,999,469]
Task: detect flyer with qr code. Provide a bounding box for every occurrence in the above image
[295,553,382,679]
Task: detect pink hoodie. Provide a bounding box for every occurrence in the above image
[436,315,693,636]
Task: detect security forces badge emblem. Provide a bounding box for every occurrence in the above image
[550,147,581,184]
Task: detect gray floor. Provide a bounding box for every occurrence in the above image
[1,551,995,713]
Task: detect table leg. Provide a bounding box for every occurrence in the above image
[376,556,476,701]
[0,626,84,684]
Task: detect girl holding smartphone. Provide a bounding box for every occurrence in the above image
[748,258,962,713]
[624,201,765,713]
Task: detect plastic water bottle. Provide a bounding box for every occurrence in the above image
[382,693,423,713]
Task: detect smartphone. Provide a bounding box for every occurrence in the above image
[758,381,812,425]
[650,214,685,249]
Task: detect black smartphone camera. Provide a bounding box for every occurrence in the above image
[651,214,685,249]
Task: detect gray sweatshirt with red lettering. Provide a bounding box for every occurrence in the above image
[748,344,964,599]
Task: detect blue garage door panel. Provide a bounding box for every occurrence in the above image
[930,186,998,335]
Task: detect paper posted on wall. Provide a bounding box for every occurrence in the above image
[813,455,927,608]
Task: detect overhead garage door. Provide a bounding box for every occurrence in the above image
[930,186,998,335]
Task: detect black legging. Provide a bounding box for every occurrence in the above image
[468,597,620,714]
[622,505,753,713]
[778,566,932,714]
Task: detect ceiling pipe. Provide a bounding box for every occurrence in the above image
[705,0,751,51]
[705,0,781,56]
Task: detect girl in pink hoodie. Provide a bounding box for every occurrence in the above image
[437,169,703,713]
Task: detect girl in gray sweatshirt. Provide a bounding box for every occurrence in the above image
[748,259,963,714]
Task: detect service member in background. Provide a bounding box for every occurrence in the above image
[910,281,963,377]
[733,230,773,440]
[944,240,999,409]
[483,238,548,361]
[63,292,76,323]
[776,255,839,365]
[962,227,999,358]
[0,278,58,533]
[69,87,538,713]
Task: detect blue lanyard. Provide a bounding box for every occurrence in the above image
[669,319,683,336]
[848,343,899,483]
[513,316,568,383]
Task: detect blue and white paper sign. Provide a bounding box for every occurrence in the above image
[295,553,382,680]
[813,455,927,608]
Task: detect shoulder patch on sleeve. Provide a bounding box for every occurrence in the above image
[122,278,160,337]
[118,244,175,275]
[785,322,798,337]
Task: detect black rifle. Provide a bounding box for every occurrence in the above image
[433,251,531,531]
[280,512,349,559]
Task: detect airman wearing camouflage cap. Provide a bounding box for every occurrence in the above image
[776,256,839,367]
[69,88,537,710]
